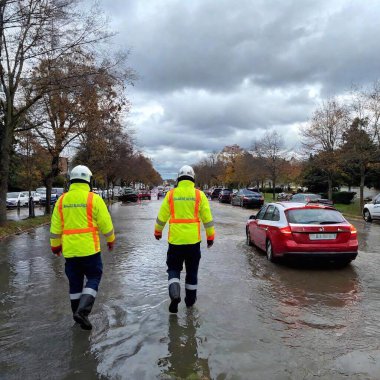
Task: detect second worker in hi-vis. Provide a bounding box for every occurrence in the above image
[154,165,215,313]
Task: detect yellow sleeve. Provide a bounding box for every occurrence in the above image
[94,195,115,243]
[50,196,63,248]
[199,191,215,240]
[154,192,171,235]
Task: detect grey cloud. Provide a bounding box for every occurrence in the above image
[99,0,380,178]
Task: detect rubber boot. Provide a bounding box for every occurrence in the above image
[70,299,80,315]
[73,294,95,330]
[168,282,181,313]
[185,288,197,308]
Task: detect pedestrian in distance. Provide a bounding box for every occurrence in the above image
[50,165,116,330]
[154,165,215,313]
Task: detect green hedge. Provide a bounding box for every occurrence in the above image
[320,191,356,204]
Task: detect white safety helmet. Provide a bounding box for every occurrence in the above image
[70,165,92,184]
[178,165,195,180]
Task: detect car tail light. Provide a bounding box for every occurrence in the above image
[350,224,357,236]
[279,226,292,235]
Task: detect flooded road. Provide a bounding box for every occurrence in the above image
[1,200,380,379]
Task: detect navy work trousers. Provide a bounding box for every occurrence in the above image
[166,242,201,305]
[64,252,103,297]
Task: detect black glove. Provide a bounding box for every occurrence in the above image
[207,240,214,248]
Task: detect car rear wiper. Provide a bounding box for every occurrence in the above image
[319,221,341,224]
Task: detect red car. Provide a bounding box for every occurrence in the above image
[138,190,151,200]
[246,202,358,265]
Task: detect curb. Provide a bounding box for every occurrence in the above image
[0,220,50,241]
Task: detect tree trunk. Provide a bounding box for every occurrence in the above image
[328,177,333,201]
[360,164,365,211]
[272,175,276,200]
[0,119,13,224]
[44,155,60,215]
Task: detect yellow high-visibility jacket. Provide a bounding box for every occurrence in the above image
[50,183,115,258]
[154,180,215,245]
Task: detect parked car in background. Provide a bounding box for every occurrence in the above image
[210,187,223,199]
[277,192,291,201]
[231,189,264,208]
[40,187,64,205]
[246,202,358,265]
[138,189,151,200]
[218,189,233,203]
[6,192,29,208]
[118,188,138,203]
[289,193,333,205]
[363,193,380,222]
[30,191,41,204]
[36,187,46,196]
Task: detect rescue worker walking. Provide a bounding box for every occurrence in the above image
[154,165,215,313]
[50,165,116,330]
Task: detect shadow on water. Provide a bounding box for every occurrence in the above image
[158,310,211,380]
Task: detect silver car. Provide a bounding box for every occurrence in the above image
[6,192,29,208]
[363,193,380,222]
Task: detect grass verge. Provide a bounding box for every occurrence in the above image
[0,214,51,240]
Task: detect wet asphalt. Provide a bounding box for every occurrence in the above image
[1,199,380,379]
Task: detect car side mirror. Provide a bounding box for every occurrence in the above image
[249,215,256,220]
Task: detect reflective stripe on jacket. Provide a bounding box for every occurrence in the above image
[154,180,215,245]
[50,183,115,258]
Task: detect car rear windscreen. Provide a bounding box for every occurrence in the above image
[286,208,345,224]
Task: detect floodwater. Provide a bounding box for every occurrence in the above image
[6,206,45,221]
[1,200,380,379]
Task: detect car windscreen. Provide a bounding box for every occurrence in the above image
[7,192,19,198]
[36,188,46,194]
[286,208,345,224]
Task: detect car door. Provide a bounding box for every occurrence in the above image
[250,205,268,249]
[372,194,380,218]
[256,205,276,250]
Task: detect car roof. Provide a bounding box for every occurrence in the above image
[268,201,336,211]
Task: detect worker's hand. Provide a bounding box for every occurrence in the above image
[154,232,162,240]
[207,240,214,248]
[51,245,62,256]
[107,241,114,251]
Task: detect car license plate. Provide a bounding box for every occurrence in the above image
[309,233,337,240]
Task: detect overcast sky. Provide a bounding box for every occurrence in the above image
[98,0,380,179]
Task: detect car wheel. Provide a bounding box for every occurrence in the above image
[266,240,277,262]
[246,228,253,246]
[363,209,372,222]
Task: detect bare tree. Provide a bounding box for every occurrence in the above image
[253,130,285,200]
[301,98,349,200]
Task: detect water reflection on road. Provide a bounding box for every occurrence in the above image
[1,200,380,379]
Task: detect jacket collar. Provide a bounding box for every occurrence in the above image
[177,180,195,189]
[69,183,90,192]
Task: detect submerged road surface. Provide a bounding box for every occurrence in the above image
[1,200,380,379]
